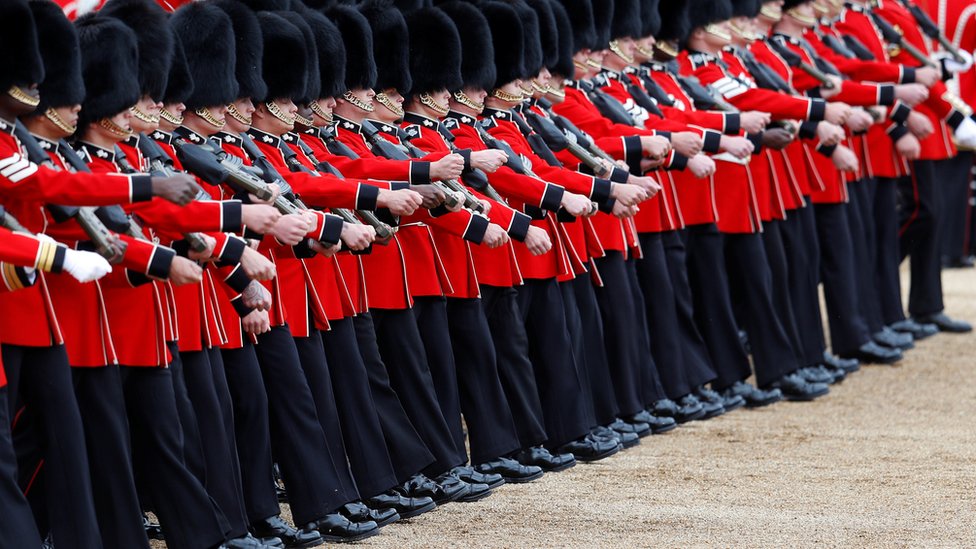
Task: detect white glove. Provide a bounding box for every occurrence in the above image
[940,49,974,74]
[63,248,112,282]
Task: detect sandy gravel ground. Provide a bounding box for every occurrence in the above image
[153,267,976,548]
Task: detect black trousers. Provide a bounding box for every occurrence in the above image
[371,307,463,476]
[167,345,206,483]
[1,343,101,549]
[625,257,668,407]
[254,326,349,524]
[294,330,359,502]
[515,278,590,448]
[847,179,885,334]
[876,178,908,325]
[446,297,522,463]
[479,285,548,450]
[0,384,42,548]
[761,220,806,367]
[570,274,619,426]
[321,317,398,499]
[121,366,229,549]
[560,280,597,428]
[938,151,973,261]
[723,232,797,387]
[683,224,753,390]
[814,202,872,355]
[221,342,279,524]
[780,205,827,366]
[899,159,945,317]
[661,231,717,389]
[353,313,434,484]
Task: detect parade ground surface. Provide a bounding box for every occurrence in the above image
[153,267,976,548]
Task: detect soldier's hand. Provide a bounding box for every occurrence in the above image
[845,108,874,133]
[151,174,202,206]
[104,234,127,265]
[640,135,671,160]
[761,128,795,150]
[817,121,846,146]
[610,182,648,207]
[429,153,465,181]
[687,154,716,178]
[612,201,639,219]
[479,199,493,215]
[188,233,217,261]
[719,136,755,159]
[270,214,310,246]
[914,66,940,87]
[740,111,771,134]
[831,145,859,172]
[824,102,853,126]
[471,149,509,173]
[242,280,272,311]
[482,223,510,249]
[239,246,276,281]
[670,132,704,157]
[628,175,662,198]
[819,75,845,99]
[309,239,342,257]
[63,248,113,283]
[411,184,447,209]
[894,83,929,107]
[242,309,271,335]
[907,111,934,139]
[895,133,922,160]
[242,204,281,234]
[168,256,203,286]
[377,188,424,216]
[249,183,280,205]
[522,225,552,256]
[560,192,594,217]
[340,223,376,251]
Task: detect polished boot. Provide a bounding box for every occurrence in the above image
[513,446,576,472]
[475,457,544,483]
[608,418,651,438]
[845,341,903,364]
[339,502,399,528]
[697,385,744,413]
[650,399,680,418]
[823,352,861,373]
[556,435,620,462]
[797,365,843,385]
[722,381,782,408]
[769,373,829,402]
[675,394,706,423]
[251,516,322,548]
[626,409,678,434]
[221,533,282,548]
[592,425,640,449]
[366,491,437,520]
[913,312,973,333]
[452,466,505,490]
[889,319,938,340]
[873,326,914,350]
[434,472,493,503]
[307,515,378,543]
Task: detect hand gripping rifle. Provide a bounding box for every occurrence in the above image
[399,121,505,203]
[11,121,122,259]
[898,0,967,64]
[521,110,617,179]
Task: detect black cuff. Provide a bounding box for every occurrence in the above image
[816,143,837,157]
[389,181,410,191]
[901,66,916,83]
[130,175,154,202]
[807,87,823,99]
[223,264,252,293]
[748,132,764,155]
[947,110,966,130]
[609,166,630,183]
[799,121,820,140]
[355,184,380,210]
[148,246,176,279]
[724,113,741,135]
[887,123,910,142]
[590,178,613,204]
[539,183,565,211]
[462,214,490,244]
[49,246,66,274]
[877,84,896,106]
[125,270,152,287]
[508,211,532,241]
[409,161,432,184]
[702,131,722,154]
[321,213,344,246]
[217,236,247,265]
[622,136,643,171]
[230,295,253,318]
[429,205,451,218]
[889,102,912,125]
[171,240,190,258]
[666,152,689,171]
[599,197,617,214]
[456,149,473,171]
[221,201,243,232]
[808,100,827,122]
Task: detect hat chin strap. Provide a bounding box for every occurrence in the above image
[226,103,252,126]
[98,117,132,138]
[786,8,817,25]
[159,109,184,126]
[309,101,333,125]
[375,92,405,118]
[7,86,39,108]
[130,105,160,125]
[655,41,679,57]
[342,91,375,113]
[760,5,783,21]
[453,90,484,112]
[705,24,732,41]
[491,88,524,103]
[195,107,225,129]
[264,101,295,126]
[44,107,76,135]
[634,43,656,59]
[294,112,314,128]
[609,40,635,64]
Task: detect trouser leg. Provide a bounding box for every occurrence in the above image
[0,382,41,548]
[570,275,620,425]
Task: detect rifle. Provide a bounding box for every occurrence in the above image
[767,37,838,89]
[120,141,209,253]
[522,110,615,178]
[55,139,132,234]
[899,0,967,64]
[391,127,487,213]
[869,10,937,67]
[549,113,622,166]
[676,75,742,110]
[819,33,857,59]
[586,87,640,126]
[172,138,277,203]
[842,35,878,61]
[11,121,122,259]
[0,205,31,234]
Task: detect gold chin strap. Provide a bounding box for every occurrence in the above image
[419,93,450,116]
[159,109,184,126]
[195,107,225,129]
[294,112,314,128]
[375,92,405,117]
[634,43,656,59]
[760,5,783,21]
[453,90,484,111]
[573,60,590,72]
[44,107,76,134]
[586,58,603,69]
[786,8,817,25]
[98,117,132,138]
[226,103,252,126]
[531,80,550,94]
[308,101,332,124]
[609,40,635,64]
[7,86,39,108]
[729,22,757,41]
[264,101,295,126]
[655,41,679,58]
[129,105,160,125]
[547,87,566,100]
[342,91,375,113]
[491,88,524,103]
[519,82,535,96]
[705,24,732,41]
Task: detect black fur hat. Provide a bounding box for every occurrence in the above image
[482,1,525,89]
[99,0,173,101]
[393,0,431,10]
[212,0,267,102]
[256,12,308,102]
[782,0,810,9]
[731,0,761,17]
[509,0,544,78]
[686,0,733,31]
[549,0,576,78]
[162,25,193,105]
[437,1,496,91]
[0,0,44,92]
[526,0,559,71]
[656,0,690,42]
[172,1,238,110]
[639,0,661,38]
[76,14,140,129]
[610,0,641,40]
[238,0,293,11]
[30,0,84,111]
[591,0,613,50]
[558,0,596,53]
[304,9,346,98]
[327,3,377,90]
[359,0,411,92]
[277,11,320,103]
[405,6,462,95]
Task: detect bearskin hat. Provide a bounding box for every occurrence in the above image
[359,0,411,92]
[656,0,690,42]
[238,0,292,11]
[99,0,173,101]
[687,0,733,32]
[526,0,559,71]
[640,0,661,38]
[29,0,84,111]
[404,6,462,96]
[76,14,140,129]
[162,27,193,105]
[212,0,267,102]
[610,0,641,40]
[278,11,320,103]
[783,0,811,9]
[558,0,596,54]
[549,0,576,78]
[437,1,496,91]
[591,0,613,50]
[172,2,237,110]
[0,0,44,92]
[507,0,544,78]
[482,1,525,89]
[327,3,377,91]
[732,0,761,17]
[254,12,308,102]
[393,0,431,10]
[303,9,346,99]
